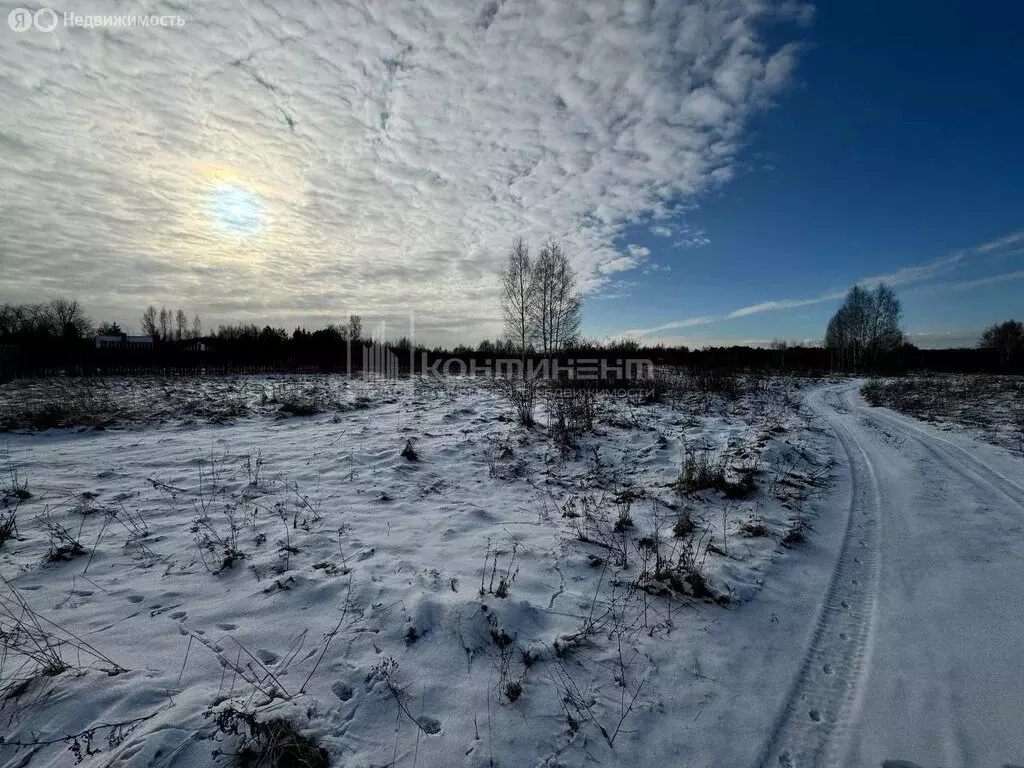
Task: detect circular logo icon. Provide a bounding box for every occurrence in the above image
[7,7,33,31]
[34,7,58,31]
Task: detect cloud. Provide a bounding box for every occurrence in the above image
[0,0,807,344]
[672,226,711,249]
[932,269,1024,293]
[623,228,1024,337]
[592,279,639,301]
[855,254,964,288]
[761,42,804,92]
[856,231,1024,289]
[724,291,844,319]
[649,225,674,237]
[636,335,820,349]
[643,263,672,274]
[599,257,639,275]
[974,231,1024,254]
[624,315,719,336]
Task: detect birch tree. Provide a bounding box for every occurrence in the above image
[825,283,903,371]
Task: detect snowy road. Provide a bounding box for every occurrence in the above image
[761,381,1024,768]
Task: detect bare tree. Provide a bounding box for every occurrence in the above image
[825,283,903,371]
[47,296,92,338]
[498,238,540,424]
[0,305,16,337]
[979,319,1023,367]
[531,241,581,360]
[347,314,363,344]
[26,303,51,335]
[191,313,203,340]
[0,303,61,336]
[867,283,903,367]
[158,307,171,342]
[141,306,159,338]
[175,309,188,341]
[501,238,535,364]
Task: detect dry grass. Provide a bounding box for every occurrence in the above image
[209,706,329,768]
[861,375,1024,451]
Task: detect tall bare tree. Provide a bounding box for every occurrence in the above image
[500,238,535,365]
[158,307,171,342]
[141,305,158,338]
[347,314,363,343]
[531,241,581,360]
[825,283,903,371]
[47,296,92,338]
[498,238,541,424]
[175,309,188,341]
[191,313,203,340]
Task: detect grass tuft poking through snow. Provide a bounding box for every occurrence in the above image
[207,705,329,768]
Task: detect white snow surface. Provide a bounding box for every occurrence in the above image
[1,377,1022,768]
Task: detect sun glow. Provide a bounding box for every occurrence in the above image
[208,183,262,236]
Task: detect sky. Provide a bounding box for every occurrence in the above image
[0,0,1021,348]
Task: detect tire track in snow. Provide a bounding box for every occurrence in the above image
[860,408,1024,507]
[753,385,881,768]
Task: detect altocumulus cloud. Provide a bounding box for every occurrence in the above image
[0,0,809,343]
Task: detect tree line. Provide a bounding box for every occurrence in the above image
[0,297,94,339]
[822,282,1022,372]
[0,268,1020,378]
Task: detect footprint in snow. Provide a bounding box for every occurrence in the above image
[417,716,441,735]
[331,681,354,701]
[126,595,145,603]
[171,611,187,620]
[256,649,278,664]
[217,623,238,630]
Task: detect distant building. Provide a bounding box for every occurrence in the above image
[94,335,123,349]
[94,334,154,349]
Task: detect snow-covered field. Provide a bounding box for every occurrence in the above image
[0,374,831,768]
[0,375,371,431]
[5,375,1024,768]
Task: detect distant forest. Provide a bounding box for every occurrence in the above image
[0,296,1021,379]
